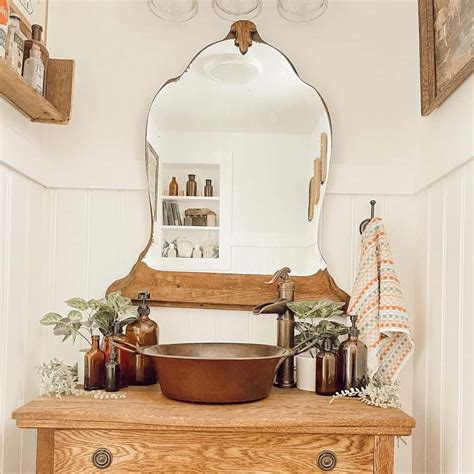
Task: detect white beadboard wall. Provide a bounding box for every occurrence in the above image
[0,164,47,474]
[2,159,472,473]
[37,187,415,474]
[413,159,473,474]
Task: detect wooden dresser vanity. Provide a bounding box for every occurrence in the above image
[13,386,414,473]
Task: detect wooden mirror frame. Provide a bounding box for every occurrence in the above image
[107,21,349,310]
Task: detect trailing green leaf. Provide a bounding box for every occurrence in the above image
[65,297,88,310]
[40,313,62,325]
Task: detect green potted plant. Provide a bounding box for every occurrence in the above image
[40,291,137,347]
[287,300,347,391]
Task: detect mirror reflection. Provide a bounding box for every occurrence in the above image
[144,39,331,276]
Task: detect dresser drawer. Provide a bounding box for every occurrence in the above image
[53,429,374,473]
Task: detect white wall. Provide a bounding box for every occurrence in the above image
[413,159,473,474]
[0,102,48,473]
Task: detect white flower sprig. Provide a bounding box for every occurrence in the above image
[330,376,401,409]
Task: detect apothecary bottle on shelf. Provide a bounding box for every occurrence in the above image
[5,13,24,75]
[315,335,338,396]
[126,292,158,385]
[84,335,105,391]
[23,44,44,94]
[186,174,197,196]
[23,24,49,94]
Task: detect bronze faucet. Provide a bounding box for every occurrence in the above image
[253,267,296,388]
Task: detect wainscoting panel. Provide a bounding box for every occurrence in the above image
[35,189,415,472]
[0,164,47,473]
[413,159,473,474]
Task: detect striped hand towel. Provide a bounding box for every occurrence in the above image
[348,217,414,381]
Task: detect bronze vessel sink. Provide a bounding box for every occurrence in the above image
[114,340,315,404]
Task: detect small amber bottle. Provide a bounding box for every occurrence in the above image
[105,346,120,392]
[338,315,368,390]
[84,335,105,390]
[126,292,158,385]
[315,336,339,396]
[169,177,178,196]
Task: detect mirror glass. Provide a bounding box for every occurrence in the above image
[144,38,331,276]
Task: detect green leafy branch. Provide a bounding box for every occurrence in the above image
[40,291,137,346]
[288,300,347,357]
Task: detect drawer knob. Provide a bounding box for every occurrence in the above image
[317,450,337,471]
[92,448,113,469]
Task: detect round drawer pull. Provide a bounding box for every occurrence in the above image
[92,448,113,469]
[316,450,337,471]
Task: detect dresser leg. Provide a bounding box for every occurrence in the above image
[36,429,55,474]
[374,435,394,473]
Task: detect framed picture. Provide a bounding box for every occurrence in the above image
[418,0,473,116]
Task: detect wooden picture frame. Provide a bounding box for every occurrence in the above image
[418,0,473,116]
[107,21,349,311]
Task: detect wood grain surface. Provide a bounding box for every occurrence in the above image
[13,386,415,435]
[0,57,74,124]
[374,435,394,474]
[107,263,350,311]
[53,430,374,473]
[36,429,55,474]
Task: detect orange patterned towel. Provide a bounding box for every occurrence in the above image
[348,217,414,381]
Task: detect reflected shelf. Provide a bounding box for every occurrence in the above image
[161,196,220,202]
[161,226,220,230]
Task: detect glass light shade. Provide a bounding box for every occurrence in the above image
[147,0,198,22]
[277,0,328,22]
[212,0,262,20]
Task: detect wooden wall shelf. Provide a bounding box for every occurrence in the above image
[0,57,74,124]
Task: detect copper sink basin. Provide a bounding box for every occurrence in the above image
[114,341,315,404]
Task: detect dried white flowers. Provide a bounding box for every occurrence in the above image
[36,359,78,398]
[330,376,401,409]
[36,359,126,400]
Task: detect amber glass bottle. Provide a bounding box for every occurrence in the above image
[126,292,158,385]
[103,322,130,388]
[169,177,178,196]
[315,336,338,396]
[105,346,120,392]
[84,335,105,390]
[338,315,368,390]
[186,174,197,196]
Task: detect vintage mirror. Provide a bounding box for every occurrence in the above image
[109,22,348,309]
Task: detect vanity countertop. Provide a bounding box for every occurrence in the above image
[13,385,414,435]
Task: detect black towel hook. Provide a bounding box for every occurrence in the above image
[359,200,376,235]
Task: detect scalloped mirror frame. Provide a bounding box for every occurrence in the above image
[107,21,349,310]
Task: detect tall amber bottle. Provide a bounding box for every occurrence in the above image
[84,335,105,390]
[338,315,368,390]
[126,292,158,385]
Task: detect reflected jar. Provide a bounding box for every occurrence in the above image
[84,335,105,391]
[126,293,159,385]
[169,177,178,196]
[186,174,197,196]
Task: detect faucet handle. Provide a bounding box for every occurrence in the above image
[265,267,291,285]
